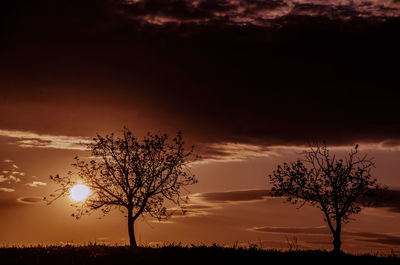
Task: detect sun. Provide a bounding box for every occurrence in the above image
[70,184,90,202]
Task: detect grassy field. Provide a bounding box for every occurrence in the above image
[0,245,399,265]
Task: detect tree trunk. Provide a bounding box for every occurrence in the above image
[333,232,341,254]
[127,210,137,247]
[333,219,342,254]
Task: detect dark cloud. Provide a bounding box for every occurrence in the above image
[251,225,400,246]
[171,189,272,217]
[16,196,44,204]
[338,231,400,246]
[195,189,400,207]
[185,204,214,210]
[119,0,399,24]
[381,140,400,148]
[252,225,329,235]
[360,235,400,245]
[190,189,400,217]
[366,190,400,213]
[194,189,270,203]
[244,0,288,10]
[1,0,400,147]
[119,0,213,20]
[291,3,371,18]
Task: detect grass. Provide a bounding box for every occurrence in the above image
[0,244,399,265]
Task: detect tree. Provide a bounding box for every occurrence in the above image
[48,127,198,247]
[268,143,385,254]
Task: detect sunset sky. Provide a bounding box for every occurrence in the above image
[1,0,400,253]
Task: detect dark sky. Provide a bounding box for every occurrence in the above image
[1,0,400,146]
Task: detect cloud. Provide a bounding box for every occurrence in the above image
[250,225,400,246]
[164,204,215,219]
[191,188,400,206]
[25,181,47,188]
[192,189,270,203]
[0,129,91,150]
[172,189,272,217]
[251,225,330,235]
[2,0,399,35]
[194,143,279,164]
[0,175,21,183]
[162,189,272,219]
[8,176,21,182]
[359,234,400,245]
[185,204,214,210]
[116,0,400,26]
[194,141,400,164]
[0,161,24,183]
[185,188,400,220]
[0,188,15,192]
[364,190,400,213]
[16,196,44,204]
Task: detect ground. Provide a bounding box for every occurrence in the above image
[0,245,398,265]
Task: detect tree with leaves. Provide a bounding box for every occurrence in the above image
[269,144,385,253]
[48,127,197,247]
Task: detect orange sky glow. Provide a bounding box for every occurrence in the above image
[0,138,399,253]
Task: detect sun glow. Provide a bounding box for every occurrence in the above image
[70,184,90,202]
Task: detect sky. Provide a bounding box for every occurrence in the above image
[1,0,400,254]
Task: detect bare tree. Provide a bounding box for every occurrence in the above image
[269,143,385,253]
[48,127,197,247]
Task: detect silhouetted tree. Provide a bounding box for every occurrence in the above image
[48,127,197,247]
[269,144,385,254]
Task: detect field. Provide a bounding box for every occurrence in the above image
[0,245,399,265]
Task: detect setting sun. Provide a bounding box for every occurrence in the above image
[70,184,90,202]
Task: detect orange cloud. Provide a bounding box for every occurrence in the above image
[25,181,47,188]
[0,129,90,150]
[0,187,15,192]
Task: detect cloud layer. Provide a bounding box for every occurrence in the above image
[251,225,400,246]
[0,130,90,150]
[192,189,270,203]
[25,181,47,188]
[16,196,45,205]
[187,188,400,216]
[117,0,400,26]
[0,188,15,192]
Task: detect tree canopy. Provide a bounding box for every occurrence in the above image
[269,143,386,253]
[48,128,197,247]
